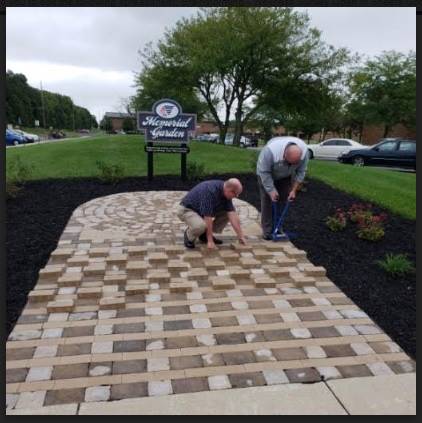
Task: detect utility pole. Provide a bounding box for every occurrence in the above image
[72,106,75,131]
[40,81,47,128]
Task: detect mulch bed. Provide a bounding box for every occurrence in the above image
[6,174,415,358]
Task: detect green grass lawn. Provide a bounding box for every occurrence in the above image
[6,135,257,180]
[307,160,416,220]
[6,135,415,219]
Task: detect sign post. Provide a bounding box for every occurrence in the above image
[137,99,196,181]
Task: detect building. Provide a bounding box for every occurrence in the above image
[104,112,136,132]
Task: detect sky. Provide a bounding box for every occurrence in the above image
[6,7,416,124]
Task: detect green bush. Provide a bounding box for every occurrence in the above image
[187,161,206,180]
[95,160,125,184]
[325,209,347,232]
[357,224,385,241]
[249,150,260,172]
[6,156,33,199]
[376,253,415,278]
[355,214,387,241]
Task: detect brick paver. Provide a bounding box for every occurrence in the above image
[6,191,415,413]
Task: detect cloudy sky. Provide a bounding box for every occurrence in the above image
[6,7,416,123]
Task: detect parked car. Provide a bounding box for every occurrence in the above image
[307,138,367,159]
[196,133,219,143]
[6,129,26,146]
[79,129,90,134]
[338,138,416,169]
[14,129,40,143]
[196,134,210,141]
[208,133,219,143]
[49,130,66,139]
[224,134,252,147]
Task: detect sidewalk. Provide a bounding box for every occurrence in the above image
[6,191,416,414]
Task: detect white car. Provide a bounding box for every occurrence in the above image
[307,138,367,159]
[224,134,252,147]
[13,129,40,143]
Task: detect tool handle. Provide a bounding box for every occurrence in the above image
[272,201,290,235]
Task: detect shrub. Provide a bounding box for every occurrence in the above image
[6,156,33,199]
[348,203,373,223]
[187,161,206,180]
[377,253,415,278]
[356,213,387,241]
[326,208,347,232]
[95,160,125,184]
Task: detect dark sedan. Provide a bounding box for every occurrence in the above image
[338,138,416,170]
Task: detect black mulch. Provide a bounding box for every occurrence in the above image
[6,174,415,358]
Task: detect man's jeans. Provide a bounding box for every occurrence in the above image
[257,176,291,237]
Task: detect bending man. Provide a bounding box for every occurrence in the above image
[177,178,247,249]
[256,136,309,240]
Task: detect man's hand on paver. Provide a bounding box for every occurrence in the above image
[207,240,217,250]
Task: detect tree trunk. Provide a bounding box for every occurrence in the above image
[263,123,272,143]
[383,124,390,138]
[233,105,243,147]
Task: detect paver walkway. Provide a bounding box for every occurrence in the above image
[6,192,416,414]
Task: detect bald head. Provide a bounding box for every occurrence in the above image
[223,178,243,200]
[284,144,302,164]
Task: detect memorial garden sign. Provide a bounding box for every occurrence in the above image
[137,99,197,181]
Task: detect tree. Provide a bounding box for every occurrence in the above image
[131,42,208,119]
[100,116,113,133]
[346,50,416,137]
[6,70,97,130]
[122,117,135,132]
[134,7,349,146]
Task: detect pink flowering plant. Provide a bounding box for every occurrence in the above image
[356,213,388,241]
[348,203,373,223]
[326,203,388,241]
[326,208,347,232]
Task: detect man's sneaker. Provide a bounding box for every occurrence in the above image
[262,234,273,241]
[199,232,223,245]
[184,229,195,249]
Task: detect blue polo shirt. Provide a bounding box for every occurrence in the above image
[181,180,235,217]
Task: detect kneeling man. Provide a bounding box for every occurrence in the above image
[177,178,247,249]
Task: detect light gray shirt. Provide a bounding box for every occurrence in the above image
[256,136,309,193]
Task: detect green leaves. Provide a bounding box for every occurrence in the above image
[346,51,416,135]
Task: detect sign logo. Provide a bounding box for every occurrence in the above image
[137,99,196,143]
[155,102,179,119]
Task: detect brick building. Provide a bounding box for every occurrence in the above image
[104,112,136,131]
[196,120,415,145]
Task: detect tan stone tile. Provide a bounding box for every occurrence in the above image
[211,278,236,290]
[17,381,55,393]
[28,290,56,303]
[99,297,125,309]
[47,300,75,313]
[53,374,122,390]
[6,383,21,393]
[184,365,246,378]
[104,275,127,285]
[77,287,102,299]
